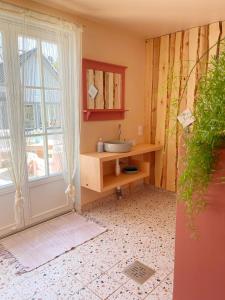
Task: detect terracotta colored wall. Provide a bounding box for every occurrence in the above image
[4,0,146,205]
[173,149,225,300]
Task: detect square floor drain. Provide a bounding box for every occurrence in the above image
[123,260,155,284]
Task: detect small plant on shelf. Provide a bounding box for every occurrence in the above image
[179,48,225,233]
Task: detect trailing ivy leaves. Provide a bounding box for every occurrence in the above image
[179,49,225,235]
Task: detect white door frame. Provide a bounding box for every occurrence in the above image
[0,21,75,238]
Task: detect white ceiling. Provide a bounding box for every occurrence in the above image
[33,0,225,38]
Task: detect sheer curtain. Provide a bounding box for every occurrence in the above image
[59,26,82,210]
[0,4,82,226]
[0,20,27,226]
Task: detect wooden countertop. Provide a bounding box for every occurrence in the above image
[80,143,163,162]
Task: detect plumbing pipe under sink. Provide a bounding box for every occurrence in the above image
[116,186,122,200]
[115,159,122,199]
[115,159,120,176]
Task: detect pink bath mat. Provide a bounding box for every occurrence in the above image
[0,213,106,273]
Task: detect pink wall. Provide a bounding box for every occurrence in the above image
[173,149,225,300]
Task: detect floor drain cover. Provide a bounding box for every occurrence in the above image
[123,260,155,284]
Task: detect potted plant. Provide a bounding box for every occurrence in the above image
[179,48,225,234]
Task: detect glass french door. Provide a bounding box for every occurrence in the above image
[0,23,72,237]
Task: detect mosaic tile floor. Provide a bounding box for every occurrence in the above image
[0,186,176,300]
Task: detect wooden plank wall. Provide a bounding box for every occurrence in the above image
[145,21,225,192]
[87,69,95,109]
[87,70,122,109]
[95,70,104,109]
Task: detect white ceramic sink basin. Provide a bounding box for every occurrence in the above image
[104,140,132,153]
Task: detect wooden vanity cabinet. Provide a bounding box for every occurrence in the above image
[80,144,162,192]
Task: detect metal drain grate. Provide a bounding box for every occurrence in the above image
[123,260,155,284]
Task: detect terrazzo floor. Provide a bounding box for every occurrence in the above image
[0,186,176,300]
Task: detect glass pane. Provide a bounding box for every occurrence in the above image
[26,136,46,179]
[48,134,63,175]
[41,41,59,88]
[0,32,5,84]
[18,36,40,87]
[0,33,9,134]
[0,87,9,133]
[45,90,62,132]
[0,33,11,187]
[0,139,12,187]
[24,88,43,135]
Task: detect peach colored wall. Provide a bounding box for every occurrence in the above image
[81,20,145,205]
[82,22,145,153]
[4,0,146,205]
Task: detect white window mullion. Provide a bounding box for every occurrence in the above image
[37,39,49,177]
[24,85,60,91]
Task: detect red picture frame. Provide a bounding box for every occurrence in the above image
[82,58,127,121]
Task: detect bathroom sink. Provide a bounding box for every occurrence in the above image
[104,140,132,153]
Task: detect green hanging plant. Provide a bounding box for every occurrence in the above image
[179,49,225,233]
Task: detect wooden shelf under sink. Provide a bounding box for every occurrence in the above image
[80,143,163,192]
[102,171,149,192]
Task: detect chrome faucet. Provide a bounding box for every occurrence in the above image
[118,124,122,141]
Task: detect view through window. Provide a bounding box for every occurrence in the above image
[20,36,63,180]
[0,32,11,186]
[0,32,64,187]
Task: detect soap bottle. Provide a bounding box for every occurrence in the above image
[97,138,104,153]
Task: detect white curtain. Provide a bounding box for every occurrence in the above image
[0,4,82,226]
[58,26,82,210]
[0,21,26,226]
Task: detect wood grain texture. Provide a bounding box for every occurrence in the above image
[82,143,163,162]
[179,30,189,115]
[150,38,160,184]
[208,22,220,62]
[220,21,225,53]
[114,73,122,109]
[80,144,162,192]
[176,30,190,189]
[197,25,209,80]
[87,69,95,109]
[155,34,169,187]
[145,39,154,143]
[94,70,104,109]
[194,25,209,108]
[151,38,160,145]
[166,31,182,191]
[145,22,225,192]
[80,155,102,192]
[186,27,199,112]
[162,33,176,189]
[105,72,114,109]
